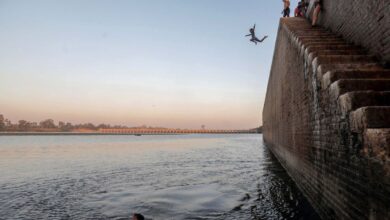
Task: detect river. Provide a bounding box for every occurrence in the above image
[0,134,319,219]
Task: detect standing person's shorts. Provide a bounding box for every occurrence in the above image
[283,7,290,17]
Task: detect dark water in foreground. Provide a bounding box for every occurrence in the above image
[0,134,319,220]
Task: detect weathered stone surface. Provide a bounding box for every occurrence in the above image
[363,129,390,163]
[350,107,390,132]
[322,70,390,89]
[329,79,390,99]
[339,91,390,115]
[263,18,390,220]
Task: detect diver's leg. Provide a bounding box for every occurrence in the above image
[257,36,268,42]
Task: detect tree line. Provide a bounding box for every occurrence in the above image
[0,114,142,132]
[0,114,261,133]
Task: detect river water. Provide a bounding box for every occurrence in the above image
[0,134,319,219]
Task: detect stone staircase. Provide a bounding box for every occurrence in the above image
[282,18,390,163]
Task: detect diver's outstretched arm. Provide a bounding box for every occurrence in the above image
[245,34,252,37]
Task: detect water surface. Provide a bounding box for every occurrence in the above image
[0,134,319,219]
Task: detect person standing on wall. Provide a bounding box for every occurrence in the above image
[312,0,322,26]
[282,0,291,17]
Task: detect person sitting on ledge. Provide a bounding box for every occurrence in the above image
[282,0,291,17]
[294,2,304,17]
[312,0,322,27]
[132,213,145,220]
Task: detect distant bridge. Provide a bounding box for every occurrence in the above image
[99,128,257,134]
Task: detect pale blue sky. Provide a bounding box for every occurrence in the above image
[0,0,300,129]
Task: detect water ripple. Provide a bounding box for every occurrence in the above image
[0,134,319,219]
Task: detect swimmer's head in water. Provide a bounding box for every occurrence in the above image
[132,213,144,220]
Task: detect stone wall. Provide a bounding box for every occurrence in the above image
[306,0,390,65]
[263,18,389,219]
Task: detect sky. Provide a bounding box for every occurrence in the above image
[0,0,301,129]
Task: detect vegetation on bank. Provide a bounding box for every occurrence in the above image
[0,114,262,133]
[0,114,166,132]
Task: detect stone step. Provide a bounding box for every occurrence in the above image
[288,27,329,32]
[305,49,366,63]
[304,42,353,47]
[350,107,390,132]
[303,44,358,53]
[329,79,390,98]
[338,91,390,114]
[362,128,390,162]
[291,30,333,34]
[292,28,331,32]
[299,40,348,47]
[294,33,337,38]
[288,31,335,37]
[306,45,363,52]
[311,49,365,56]
[285,28,334,35]
[322,70,390,88]
[314,56,379,73]
[317,63,385,76]
[296,35,341,39]
[315,55,377,64]
[305,53,377,66]
[299,38,345,42]
[296,36,342,40]
[298,38,349,45]
[290,27,329,31]
[303,44,358,54]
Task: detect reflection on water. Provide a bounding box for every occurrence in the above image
[0,134,319,219]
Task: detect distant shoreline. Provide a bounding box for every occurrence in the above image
[0,132,260,136]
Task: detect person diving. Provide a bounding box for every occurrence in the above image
[245,24,268,45]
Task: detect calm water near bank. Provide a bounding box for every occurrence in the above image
[0,134,319,219]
